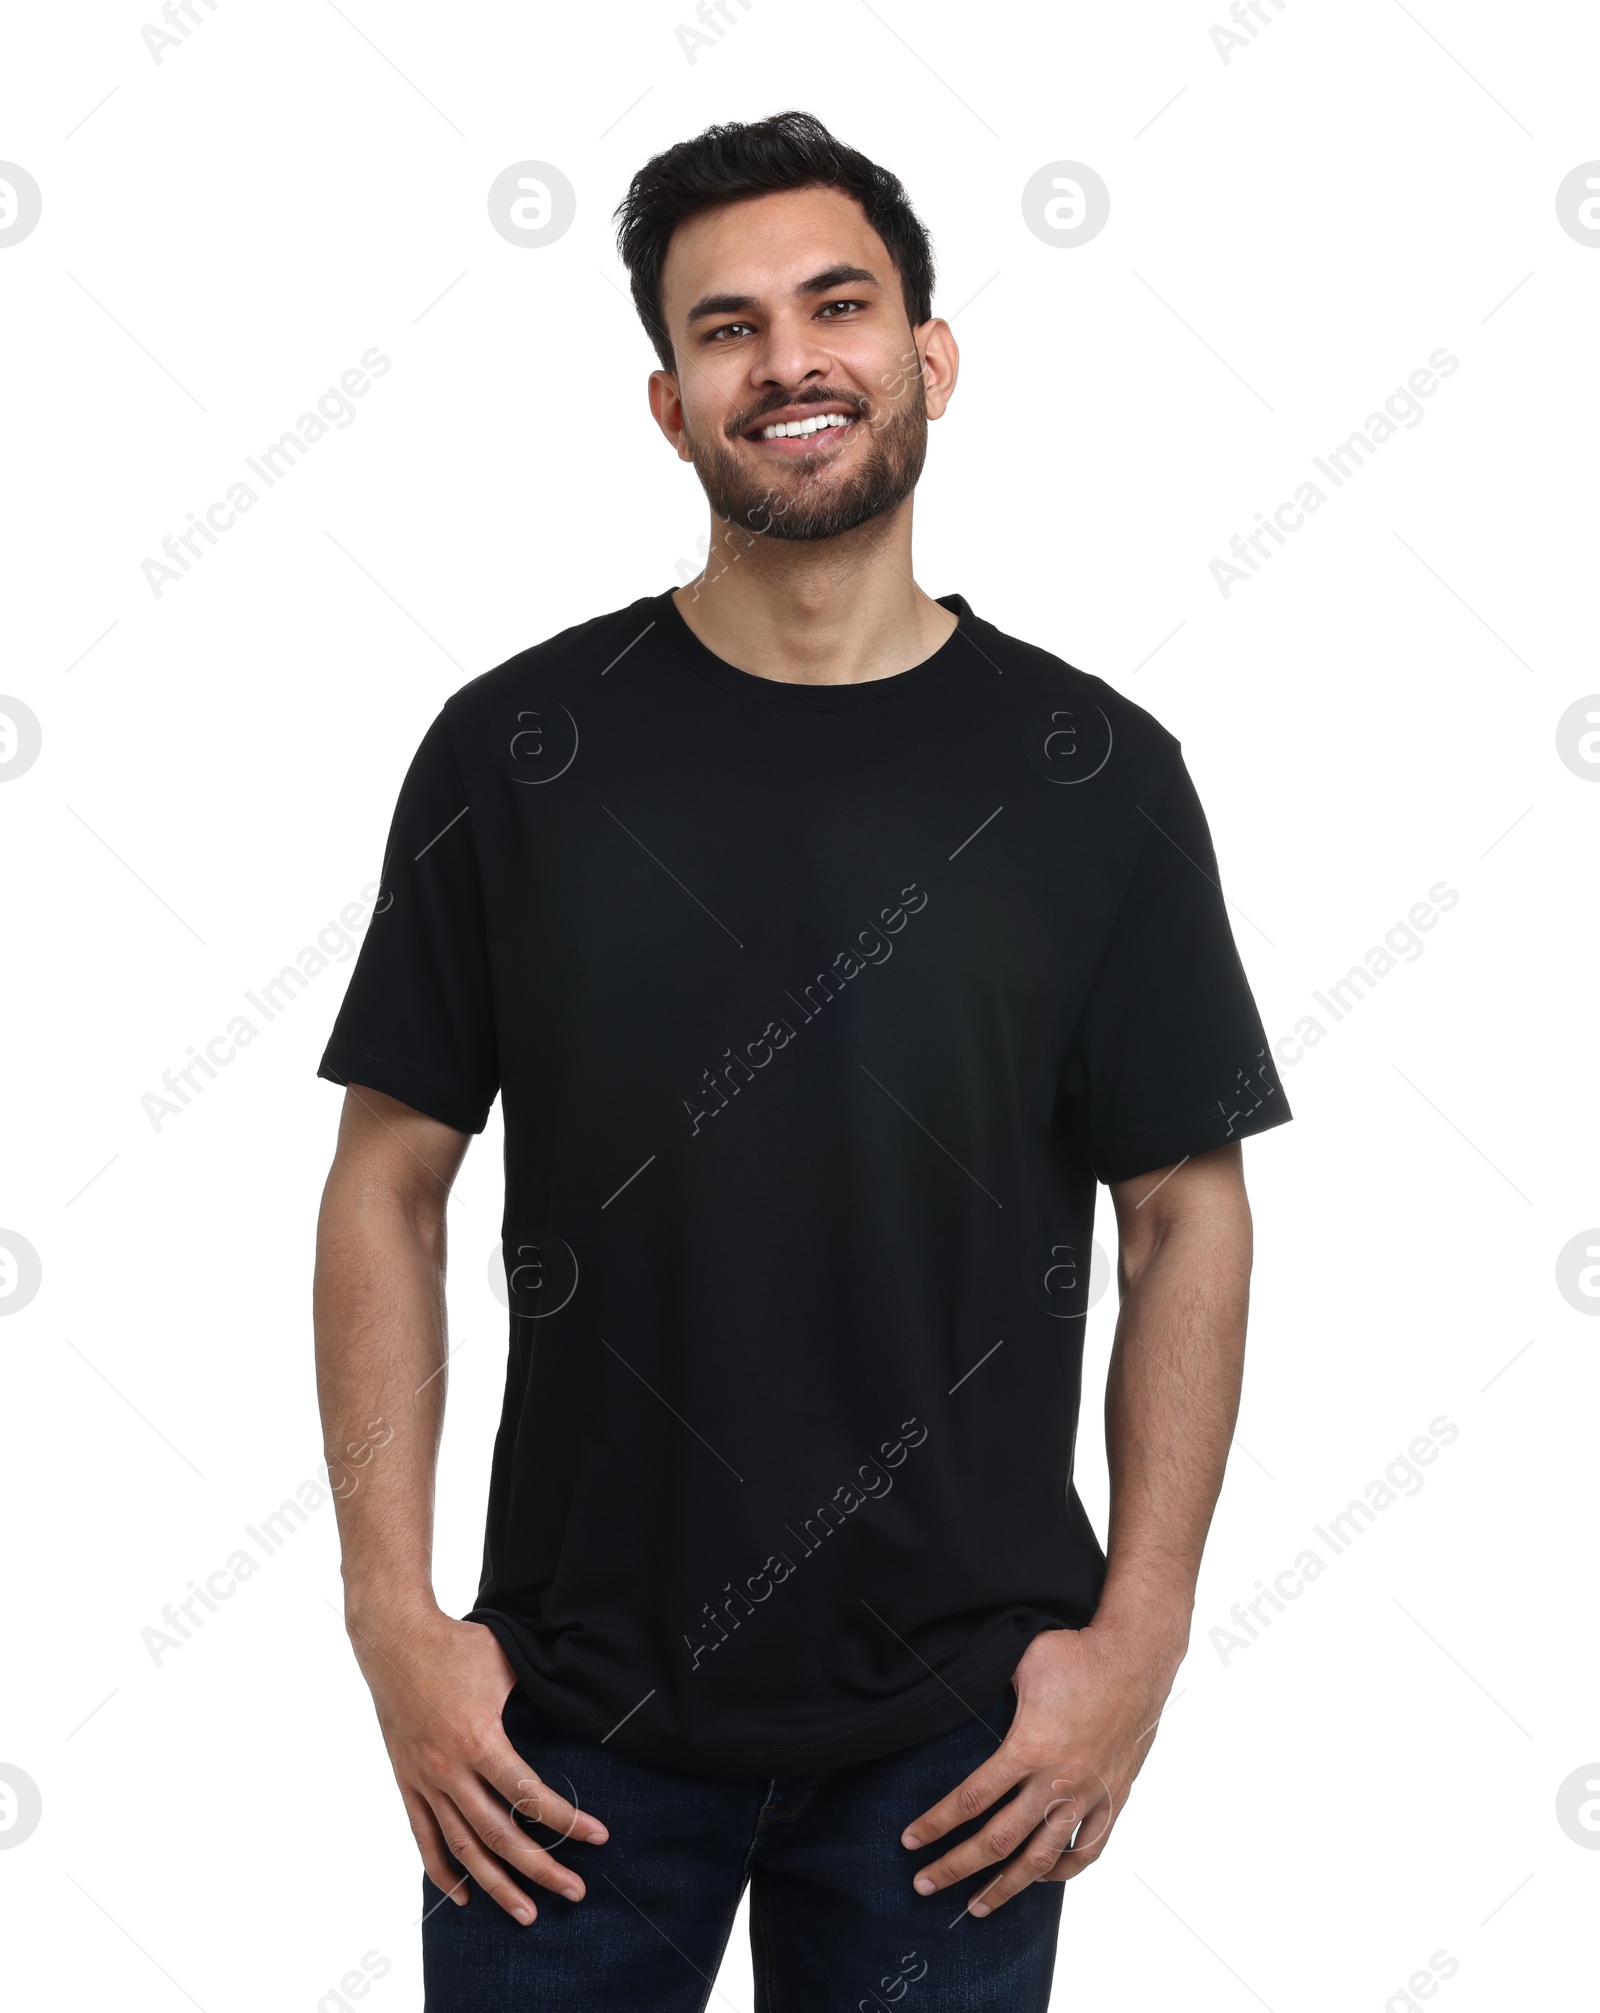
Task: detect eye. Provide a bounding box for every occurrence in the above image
[706,320,757,342]
[817,298,867,319]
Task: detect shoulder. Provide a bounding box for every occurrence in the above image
[436,594,662,737]
[962,604,1183,793]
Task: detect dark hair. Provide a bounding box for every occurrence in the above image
[614,110,936,372]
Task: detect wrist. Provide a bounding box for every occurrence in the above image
[342,1579,443,1645]
[1089,1578,1194,1668]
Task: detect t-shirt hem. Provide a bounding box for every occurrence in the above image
[467,1606,1065,1778]
[317,1037,495,1136]
[1092,1094,1294,1187]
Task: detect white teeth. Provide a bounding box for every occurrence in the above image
[759,412,854,440]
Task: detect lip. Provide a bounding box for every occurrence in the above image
[740,402,862,453]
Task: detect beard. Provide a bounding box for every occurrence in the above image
[683,376,928,544]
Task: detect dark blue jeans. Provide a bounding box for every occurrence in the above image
[422,1680,1063,2010]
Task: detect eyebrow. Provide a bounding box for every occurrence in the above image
[683,264,881,326]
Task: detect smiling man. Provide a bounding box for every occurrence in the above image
[313,111,1292,2011]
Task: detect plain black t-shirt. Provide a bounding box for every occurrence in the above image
[317,587,1292,1777]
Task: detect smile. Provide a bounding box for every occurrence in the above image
[740,405,862,453]
[758,412,855,441]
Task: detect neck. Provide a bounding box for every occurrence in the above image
[671,497,957,687]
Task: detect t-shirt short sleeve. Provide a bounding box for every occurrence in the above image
[1062,742,1291,1184]
[317,710,499,1134]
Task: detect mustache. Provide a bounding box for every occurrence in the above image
[725,388,870,439]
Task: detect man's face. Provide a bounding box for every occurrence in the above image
[649,184,956,543]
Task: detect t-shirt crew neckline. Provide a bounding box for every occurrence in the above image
[655,586,973,711]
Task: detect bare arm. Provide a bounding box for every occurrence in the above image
[900,1142,1253,1911]
[314,1084,607,1925]
[1095,1139,1253,1650]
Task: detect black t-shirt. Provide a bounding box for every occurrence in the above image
[317,587,1291,1777]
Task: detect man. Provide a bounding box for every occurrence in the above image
[313,109,1292,2011]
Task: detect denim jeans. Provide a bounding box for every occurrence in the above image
[422,1679,1063,2010]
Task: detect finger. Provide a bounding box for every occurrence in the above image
[901,1745,1032,1851]
[963,1821,1070,1915]
[429,1787,570,1925]
[401,1784,472,1908]
[1039,1798,1118,1886]
[448,1776,591,1903]
[487,1746,608,1848]
[912,1781,1052,1895]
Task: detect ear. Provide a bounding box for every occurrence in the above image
[915,318,960,422]
[648,367,695,462]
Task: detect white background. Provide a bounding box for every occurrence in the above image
[2,0,1596,2006]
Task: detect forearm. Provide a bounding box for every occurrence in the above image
[1093,1161,1253,1655]
[312,1160,450,1631]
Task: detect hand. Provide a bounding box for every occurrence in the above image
[900,1620,1183,1914]
[346,1602,609,1925]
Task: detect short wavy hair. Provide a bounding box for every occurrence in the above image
[614,110,936,372]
